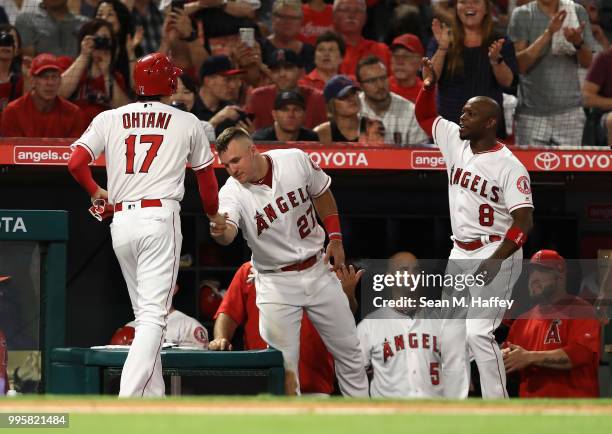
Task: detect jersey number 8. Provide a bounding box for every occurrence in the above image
[479,204,494,227]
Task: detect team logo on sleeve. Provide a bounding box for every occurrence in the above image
[516,176,531,194]
[309,155,322,171]
[193,326,208,344]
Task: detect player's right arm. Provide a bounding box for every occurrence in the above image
[208,313,237,351]
[211,183,241,245]
[68,114,108,201]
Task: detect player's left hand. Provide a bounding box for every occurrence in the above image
[324,239,345,272]
[502,343,532,373]
[475,257,502,286]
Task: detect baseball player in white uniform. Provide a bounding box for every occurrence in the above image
[111,284,209,349]
[415,59,534,399]
[210,127,368,396]
[357,252,443,398]
[68,53,224,397]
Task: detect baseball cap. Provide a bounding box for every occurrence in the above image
[30,53,62,76]
[323,75,359,103]
[267,48,302,69]
[391,33,425,57]
[199,55,244,79]
[274,90,305,110]
[530,250,566,274]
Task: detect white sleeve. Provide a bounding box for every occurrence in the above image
[189,121,215,171]
[503,162,534,213]
[300,151,331,198]
[181,318,209,349]
[73,112,107,160]
[357,321,372,368]
[218,181,243,229]
[431,116,459,162]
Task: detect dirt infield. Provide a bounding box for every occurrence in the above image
[3,398,612,415]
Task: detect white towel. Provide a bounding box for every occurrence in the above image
[551,0,581,56]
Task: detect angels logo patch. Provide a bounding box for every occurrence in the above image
[544,319,562,344]
[193,326,208,344]
[309,155,321,171]
[517,176,531,194]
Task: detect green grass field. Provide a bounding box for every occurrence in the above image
[4,397,612,434]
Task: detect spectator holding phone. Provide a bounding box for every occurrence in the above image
[58,19,130,126]
[252,90,319,141]
[95,0,141,93]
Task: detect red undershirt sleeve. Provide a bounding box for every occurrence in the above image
[67,146,99,197]
[414,84,437,137]
[195,165,219,216]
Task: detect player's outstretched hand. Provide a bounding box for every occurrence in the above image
[208,338,232,351]
[324,239,345,272]
[209,212,228,237]
[421,57,437,89]
[502,343,531,373]
[475,257,502,286]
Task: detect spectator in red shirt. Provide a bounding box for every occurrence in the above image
[389,33,423,103]
[299,31,346,92]
[58,19,130,127]
[332,0,390,76]
[300,0,334,46]
[503,250,601,398]
[245,48,327,130]
[0,53,82,137]
[583,47,612,147]
[209,261,362,395]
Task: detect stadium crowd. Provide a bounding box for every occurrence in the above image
[0,0,610,146]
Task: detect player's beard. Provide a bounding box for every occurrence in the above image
[530,282,557,305]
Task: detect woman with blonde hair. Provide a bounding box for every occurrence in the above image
[427,0,518,137]
[315,75,361,143]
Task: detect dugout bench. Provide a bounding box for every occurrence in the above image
[48,347,285,395]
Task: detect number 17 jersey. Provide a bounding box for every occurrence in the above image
[73,101,214,204]
[432,117,534,241]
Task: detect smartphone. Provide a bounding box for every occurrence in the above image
[239,27,255,48]
[171,0,185,10]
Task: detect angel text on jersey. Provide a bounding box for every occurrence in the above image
[449,165,500,203]
[255,187,310,236]
[122,112,172,130]
[383,333,440,363]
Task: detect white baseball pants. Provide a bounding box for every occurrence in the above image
[441,242,522,399]
[110,201,182,397]
[255,259,368,397]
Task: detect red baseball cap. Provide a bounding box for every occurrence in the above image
[391,33,425,57]
[530,250,566,274]
[0,275,10,283]
[30,53,62,76]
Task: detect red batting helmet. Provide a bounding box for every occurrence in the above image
[133,53,182,96]
[109,326,135,345]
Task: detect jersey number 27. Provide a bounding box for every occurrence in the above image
[125,134,163,174]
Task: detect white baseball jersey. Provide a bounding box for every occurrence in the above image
[359,92,429,146]
[357,307,443,398]
[219,149,331,271]
[432,117,534,242]
[74,102,214,204]
[127,310,209,349]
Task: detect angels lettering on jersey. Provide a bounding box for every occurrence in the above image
[254,187,310,236]
[449,164,500,203]
[382,332,441,363]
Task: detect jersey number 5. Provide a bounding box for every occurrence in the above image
[430,362,440,385]
[125,134,164,174]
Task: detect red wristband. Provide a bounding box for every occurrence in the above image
[505,226,526,248]
[323,213,342,241]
